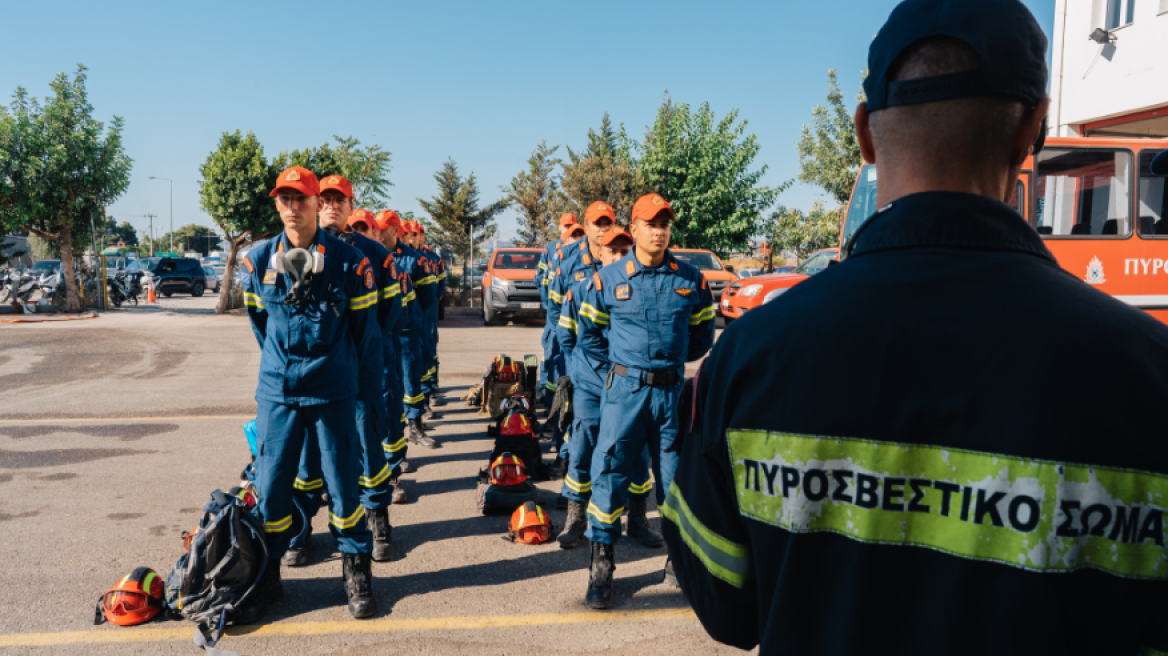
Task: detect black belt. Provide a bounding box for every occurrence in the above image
[612,364,679,387]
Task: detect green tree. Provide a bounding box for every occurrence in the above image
[561,113,644,223]
[633,96,784,256]
[99,217,138,247]
[0,65,132,311]
[502,141,563,247]
[417,159,507,276]
[198,130,279,313]
[157,223,219,255]
[273,135,392,209]
[763,202,842,263]
[1,235,28,267]
[796,70,866,206]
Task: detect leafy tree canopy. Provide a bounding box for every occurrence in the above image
[796,70,866,206]
[418,159,506,264]
[502,141,563,247]
[273,135,392,209]
[561,113,644,223]
[763,202,842,262]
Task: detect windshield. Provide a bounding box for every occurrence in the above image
[672,251,723,271]
[32,260,60,271]
[493,251,540,270]
[841,165,879,257]
[794,251,836,275]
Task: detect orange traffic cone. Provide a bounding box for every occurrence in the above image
[147,282,157,304]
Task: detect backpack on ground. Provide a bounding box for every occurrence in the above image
[476,452,539,515]
[487,400,547,481]
[164,489,268,653]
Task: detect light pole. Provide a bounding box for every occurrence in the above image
[149,176,173,253]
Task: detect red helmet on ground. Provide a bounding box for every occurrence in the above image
[490,452,528,486]
[499,411,533,437]
[509,501,552,545]
[95,567,165,626]
[492,355,521,383]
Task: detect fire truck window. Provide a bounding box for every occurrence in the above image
[1008,180,1025,212]
[1034,148,1132,238]
[1137,149,1167,238]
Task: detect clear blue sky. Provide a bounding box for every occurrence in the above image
[2,0,1053,245]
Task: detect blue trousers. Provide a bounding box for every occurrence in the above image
[383,336,407,475]
[400,327,425,419]
[540,325,562,404]
[585,367,681,546]
[561,379,652,503]
[255,398,372,557]
[420,306,438,395]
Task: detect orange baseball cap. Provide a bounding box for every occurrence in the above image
[349,209,376,230]
[270,167,319,197]
[319,175,354,198]
[375,210,401,230]
[631,193,675,223]
[599,226,633,247]
[564,224,585,238]
[584,201,615,224]
[415,222,426,235]
[559,213,578,228]
[400,221,414,234]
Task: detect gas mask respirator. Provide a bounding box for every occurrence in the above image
[271,248,324,308]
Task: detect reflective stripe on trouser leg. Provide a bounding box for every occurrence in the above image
[383,336,406,478]
[313,398,373,554]
[420,305,438,394]
[562,381,657,504]
[255,401,311,559]
[399,328,426,419]
[356,391,392,510]
[289,435,324,551]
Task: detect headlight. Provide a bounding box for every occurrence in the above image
[762,288,788,304]
[491,276,510,289]
[739,284,764,297]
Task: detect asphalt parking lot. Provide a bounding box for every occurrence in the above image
[0,294,740,655]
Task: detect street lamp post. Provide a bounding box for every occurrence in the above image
[149,176,173,253]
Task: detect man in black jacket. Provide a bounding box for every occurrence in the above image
[663,1,1168,654]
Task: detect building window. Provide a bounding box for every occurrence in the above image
[1107,0,1135,28]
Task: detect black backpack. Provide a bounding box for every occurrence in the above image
[165,489,268,653]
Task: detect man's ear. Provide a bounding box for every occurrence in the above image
[1013,97,1052,167]
[855,102,877,165]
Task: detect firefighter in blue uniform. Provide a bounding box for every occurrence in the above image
[536,213,579,408]
[574,194,716,609]
[662,2,1168,654]
[555,213,659,550]
[414,223,445,415]
[373,210,413,503]
[283,180,402,566]
[544,223,586,470]
[238,167,380,621]
[387,219,438,448]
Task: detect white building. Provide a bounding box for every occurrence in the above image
[1048,0,1168,138]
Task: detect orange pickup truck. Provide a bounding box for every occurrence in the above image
[671,248,738,314]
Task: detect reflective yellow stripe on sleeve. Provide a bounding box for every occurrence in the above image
[244,292,265,310]
[578,303,610,326]
[660,481,753,588]
[548,289,564,304]
[349,291,379,311]
[558,315,577,332]
[382,283,401,300]
[416,275,437,286]
[689,304,717,325]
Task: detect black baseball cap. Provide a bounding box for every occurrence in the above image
[864,0,1049,112]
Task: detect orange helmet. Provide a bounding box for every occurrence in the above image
[95,567,165,626]
[492,355,521,383]
[490,452,528,486]
[509,501,552,545]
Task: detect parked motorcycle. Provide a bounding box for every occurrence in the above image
[107,271,136,308]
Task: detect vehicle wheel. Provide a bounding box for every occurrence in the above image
[163,292,173,298]
[483,305,502,326]
[192,282,205,297]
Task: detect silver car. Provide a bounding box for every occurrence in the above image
[201,266,221,293]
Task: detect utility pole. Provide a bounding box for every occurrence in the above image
[143,214,157,255]
[149,177,173,252]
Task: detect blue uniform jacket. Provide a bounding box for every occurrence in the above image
[243,229,382,405]
[664,192,1168,656]
[393,242,436,312]
[575,250,716,374]
[420,245,445,301]
[545,239,584,336]
[536,239,561,307]
[555,247,607,388]
[342,230,402,380]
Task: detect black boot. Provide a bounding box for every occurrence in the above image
[626,494,664,548]
[407,418,437,448]
[558,500,588,550]
[391,478,408,504]
[281,524,312,567]
[585,541,615,610]
[342,553,378,619]
[431,391,445,407]
[234,559,283,625]
[662,557,680,588]
[423,395,440,420]
[368,507,394,562]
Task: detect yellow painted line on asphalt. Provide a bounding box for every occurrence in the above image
[156,315,225,333]
[0,609,696,647]
[0,415,253,425]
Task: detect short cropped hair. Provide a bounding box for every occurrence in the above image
[870,37,1026,172]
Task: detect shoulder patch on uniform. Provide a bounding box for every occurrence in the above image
[615,283,632,301]
[674,288,692,297]
[574,271,585,282]
[626,260,636,276]
[384,255,392,270]
[243,257,255,273]
[565,289,572,303]
[364,268,375,290]
[670,261,679,271]
[262,270,277,285]
[582,253,591,265]
[592,273,602,291]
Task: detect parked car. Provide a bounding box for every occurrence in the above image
[30,259,60,274]
[202,266,222,293]
[481,248,543,326]
[670,249,737,312]
[736,268,763,278]
[136,257,210,297]
[773,264,798,274]
[720,248,839,324]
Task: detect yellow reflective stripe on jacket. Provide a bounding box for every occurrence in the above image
[660,481,753,588]
[578,303,610,326]
[628,479,654,495]
[438,272,447,280]
[244,292,265,310]
[263,514,294,534]
[329,505,367,530]
[558,315,577,331]
[383,436,407,453]
[294,478,323,491]
[587,501,624,525]
[564,476,592,493]
[689,304,717,325]
[359,463,392,488]
[416,275,437,286]
[349,291,379,311]
[382,283,401,299]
